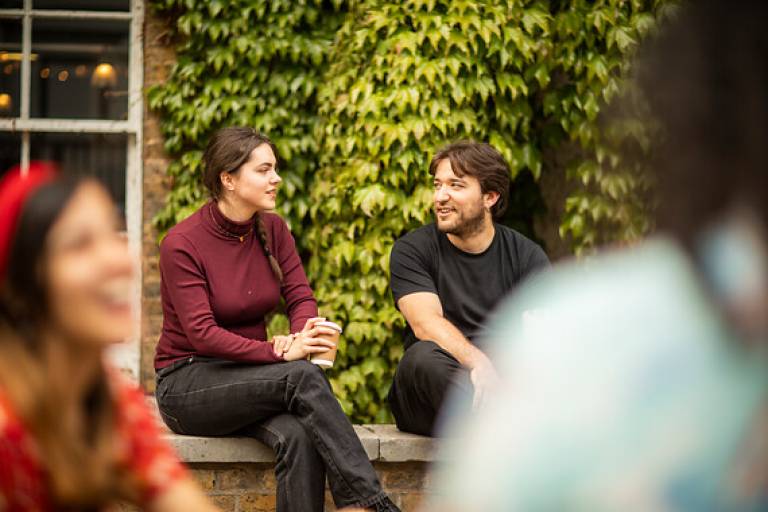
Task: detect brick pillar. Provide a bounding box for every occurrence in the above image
[141,7,176,392]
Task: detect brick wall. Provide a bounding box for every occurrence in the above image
[141,6,176,393]
[118,462,430,511]
[186,462,428,511]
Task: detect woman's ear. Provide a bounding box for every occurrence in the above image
[219,171,235,192]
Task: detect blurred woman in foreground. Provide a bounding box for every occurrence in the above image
[0,165,217,511]
[428,1,768,510]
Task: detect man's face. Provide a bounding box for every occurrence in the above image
[433,158,489,237]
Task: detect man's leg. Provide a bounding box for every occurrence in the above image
[388,340,471,436]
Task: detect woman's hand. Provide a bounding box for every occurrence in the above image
[282,318,338,362]
[271,334,294,358]
[300,316,341,339]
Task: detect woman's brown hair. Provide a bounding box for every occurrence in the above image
[0,177,138,508]
[203,127,284,284]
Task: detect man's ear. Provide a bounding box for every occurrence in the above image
[483,190,500,211]
[220,171,234,192]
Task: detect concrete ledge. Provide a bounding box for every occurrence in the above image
[165,424,437,464]
[365,424,437,462]
[149,395,437,464]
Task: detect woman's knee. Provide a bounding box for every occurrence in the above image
[284,359,327,386]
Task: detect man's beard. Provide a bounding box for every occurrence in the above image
[435,204,486,238]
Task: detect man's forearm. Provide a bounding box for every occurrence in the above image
[414,315,487,369]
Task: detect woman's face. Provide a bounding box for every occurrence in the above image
[226,143,282,211]
[43,182,134,347]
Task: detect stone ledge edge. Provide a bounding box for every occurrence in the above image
[166,424,439,464]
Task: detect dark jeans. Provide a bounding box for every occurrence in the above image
[156,357,398,512]
[388,341,472,436]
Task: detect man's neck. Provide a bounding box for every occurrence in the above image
[446,218,496,254]
[217,196,256,222]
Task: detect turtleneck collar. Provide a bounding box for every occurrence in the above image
[207,200,256,239]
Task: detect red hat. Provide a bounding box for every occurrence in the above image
[0,162,59,282]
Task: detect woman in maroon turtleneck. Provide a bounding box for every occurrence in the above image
[154,127,399,512]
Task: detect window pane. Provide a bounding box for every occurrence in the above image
[0,132,20,178]
[32,0,129,10]
[31,18,128,120]
[30,133,126,215]
[0,17,21,118]
[0,2,23,8]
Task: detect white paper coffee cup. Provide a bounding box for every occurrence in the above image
[309,321,342,368]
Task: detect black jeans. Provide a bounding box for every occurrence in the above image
[156,357,398,512]
[387,341,472,437]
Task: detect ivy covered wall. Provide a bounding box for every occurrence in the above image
[147,0,671,422]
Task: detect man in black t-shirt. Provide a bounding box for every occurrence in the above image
[388,141,549,436]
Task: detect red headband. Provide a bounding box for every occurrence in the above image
[0,162,59,282]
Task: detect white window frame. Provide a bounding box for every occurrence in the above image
[0,0,144,381]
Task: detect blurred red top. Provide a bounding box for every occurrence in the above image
[0,369,187,511]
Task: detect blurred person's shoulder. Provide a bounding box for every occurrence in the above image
[435,238,768,510]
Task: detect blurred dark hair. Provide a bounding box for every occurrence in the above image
[203,126,284,284]
[429,141,511,219]
[0,176,82,337]
[0,176,137,508]
[638,0,768,247]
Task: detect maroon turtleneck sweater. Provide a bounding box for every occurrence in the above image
[154,201,318,369]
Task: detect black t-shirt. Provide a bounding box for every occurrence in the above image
[390,223,550,350]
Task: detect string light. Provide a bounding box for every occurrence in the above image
[91,62,116,87]
[40,67,50,79]
[57,70,69,82]
[0,93,11,112]
[0,52,37,62]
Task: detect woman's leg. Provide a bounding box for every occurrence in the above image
[156,358,399,511]
[240,414,326,512]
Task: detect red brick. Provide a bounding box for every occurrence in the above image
[189,468,216,491]
[239,493,277,512]
[378,462,428,492]
[399,492,426,511]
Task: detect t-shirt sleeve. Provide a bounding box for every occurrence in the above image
[115,378,187,506]
[520,241,550,279]
[390,235,437,305]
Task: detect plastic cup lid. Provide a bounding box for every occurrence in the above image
[315,320,343,333]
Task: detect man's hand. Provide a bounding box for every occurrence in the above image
[398,292,501,408]
[468,353,500,410]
